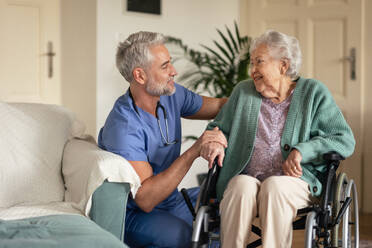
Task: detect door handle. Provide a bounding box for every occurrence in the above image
[44,41,56,78]
[342,48,356,80]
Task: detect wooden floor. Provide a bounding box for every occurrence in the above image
[292,213,372,247]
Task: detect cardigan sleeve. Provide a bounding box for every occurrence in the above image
[293,83,356,164]
[206,81,245,139]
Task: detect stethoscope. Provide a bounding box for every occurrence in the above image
[129,90,178,146]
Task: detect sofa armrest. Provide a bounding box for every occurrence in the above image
[62,138,140,216]
[90,181,130,242]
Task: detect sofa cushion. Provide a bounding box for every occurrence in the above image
[0,214,127,248]
[0,202,83,220]
[0,102,84,208]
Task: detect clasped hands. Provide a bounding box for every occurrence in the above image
[197,127,227,169]
[198,127,303,177]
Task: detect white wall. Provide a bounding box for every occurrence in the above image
[96,0,240,188]
[61,0,96,136]
[362,0,372,213]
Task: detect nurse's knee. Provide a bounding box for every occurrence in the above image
[161,221,192,248]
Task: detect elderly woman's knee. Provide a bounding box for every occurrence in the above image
[225,175,259,197]
[260,176,287,197]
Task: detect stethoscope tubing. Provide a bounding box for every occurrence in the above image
[156,102,177,145]
[129,89,177,146]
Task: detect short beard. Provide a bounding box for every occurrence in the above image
[145,78,176,96]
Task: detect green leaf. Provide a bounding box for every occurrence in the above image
[234,21,242,49]
[200,44,229,66]
[226,25,239,53]
[213,40,234,63]
[165,21,251,98]
[216,28,235,59]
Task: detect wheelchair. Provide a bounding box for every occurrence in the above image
[181,152,359,248]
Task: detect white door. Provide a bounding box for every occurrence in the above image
[0,0,60,104]
[241,0,363,207]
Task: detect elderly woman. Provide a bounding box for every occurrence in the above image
[201,30,355,248]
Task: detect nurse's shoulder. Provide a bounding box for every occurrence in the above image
[99,93,143,151]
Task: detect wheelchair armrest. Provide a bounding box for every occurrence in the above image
[321,152,345,212]
[297,206,315,216]
[323,152,345,162]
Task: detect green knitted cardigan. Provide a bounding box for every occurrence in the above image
[207,77,355,201]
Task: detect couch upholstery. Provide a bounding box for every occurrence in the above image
[90,181,131,241]
[0,102,140,247]
[0,215,126,248]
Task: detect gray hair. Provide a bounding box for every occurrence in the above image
[250,30,302,80]
[116,31,165,83]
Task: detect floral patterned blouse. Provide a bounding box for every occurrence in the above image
[241,91,294,181]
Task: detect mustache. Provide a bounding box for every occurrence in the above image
[167,76,175,83]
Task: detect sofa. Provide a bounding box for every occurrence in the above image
[0,102,141,248]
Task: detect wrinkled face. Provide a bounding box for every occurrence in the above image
[145,44,177,96]
[250,44,285,99]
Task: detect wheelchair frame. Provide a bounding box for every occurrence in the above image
[182,152,359,248]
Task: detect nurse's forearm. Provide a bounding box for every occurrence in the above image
[186,96,228,120]
[134,147,199,213]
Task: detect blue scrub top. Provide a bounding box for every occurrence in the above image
[98,83,203,211]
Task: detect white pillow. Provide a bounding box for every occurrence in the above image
[0,102,85,208]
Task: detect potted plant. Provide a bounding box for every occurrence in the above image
[165,22,252,98]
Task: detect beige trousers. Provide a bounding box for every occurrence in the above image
[220,175,313,248]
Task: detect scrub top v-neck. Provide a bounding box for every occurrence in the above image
[98,83,202,210]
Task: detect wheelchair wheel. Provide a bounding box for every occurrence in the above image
[304,211,319,248]
[191,206,212,248]
[332,173,359,248]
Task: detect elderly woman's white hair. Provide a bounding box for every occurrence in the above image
[250,30,302,80]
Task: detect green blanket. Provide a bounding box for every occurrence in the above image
[0,215,127,248]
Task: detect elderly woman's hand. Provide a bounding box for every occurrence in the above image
[201,127,227,147]
[282,149,303,177]
[200,141,225,169]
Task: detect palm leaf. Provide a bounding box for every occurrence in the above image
[226,25,239,53]
[200,44,229,66]
[213,40,234,63]
[166,22,251,98]
[234,21,243,49]
[216,28,235,59]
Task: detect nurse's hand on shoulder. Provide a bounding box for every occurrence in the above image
[200,141,225,169]
[283,149,303,178]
